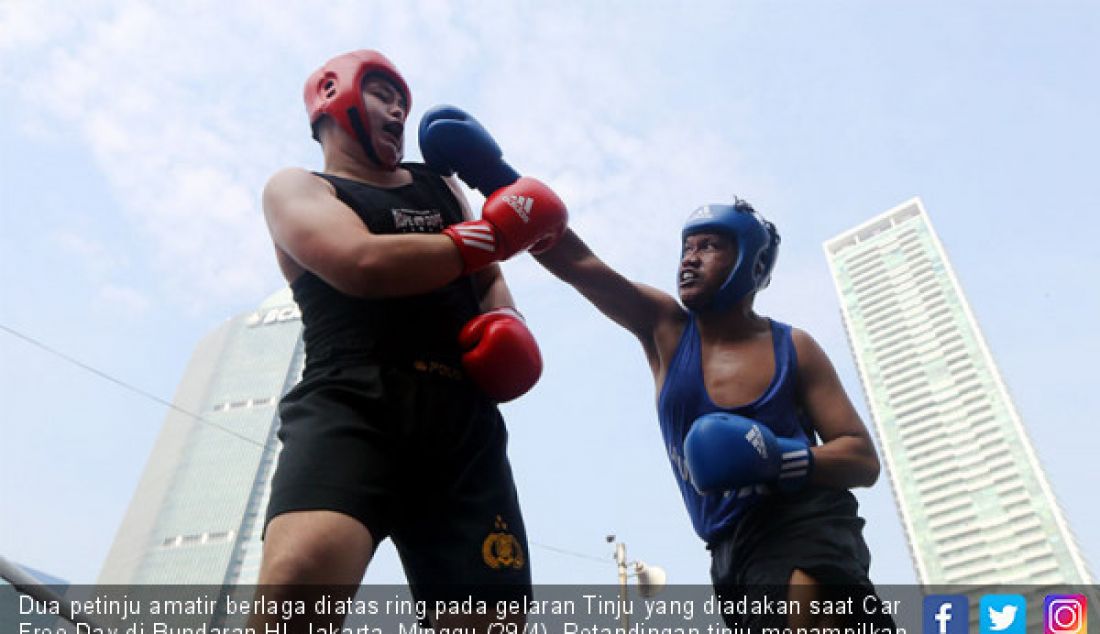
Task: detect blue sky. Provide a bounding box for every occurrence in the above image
[1,1,1097,586]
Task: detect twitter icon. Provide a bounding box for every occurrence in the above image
[982,595,1027,634]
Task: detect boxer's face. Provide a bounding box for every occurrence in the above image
[360,74,408,166]
[678,232,736,310]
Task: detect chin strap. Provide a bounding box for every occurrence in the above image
[346,105,389,168]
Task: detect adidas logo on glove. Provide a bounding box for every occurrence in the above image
[745,425,768,459]
[503,195,534,223]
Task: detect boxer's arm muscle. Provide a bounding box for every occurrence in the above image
[794,328,881,488]
[264,168,463,298]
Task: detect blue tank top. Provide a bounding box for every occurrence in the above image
[657,318,815,543]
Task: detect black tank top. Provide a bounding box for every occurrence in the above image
[290,163,480,368]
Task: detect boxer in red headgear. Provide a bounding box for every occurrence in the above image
[303,49,411,169]
[253,50,566,632]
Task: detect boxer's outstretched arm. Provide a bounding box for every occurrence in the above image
[535,229,683,373]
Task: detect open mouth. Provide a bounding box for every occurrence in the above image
[382,122,404,143]
[679,269,699,287]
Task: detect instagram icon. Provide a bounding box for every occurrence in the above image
[1045,595,1088,634]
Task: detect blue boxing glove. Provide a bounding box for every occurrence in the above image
[683,412,813,495]
[418,105,521,197]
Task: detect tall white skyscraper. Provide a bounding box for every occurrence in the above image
[98,288,303,584]
[823,198,1091,585]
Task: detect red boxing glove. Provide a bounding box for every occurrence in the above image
[444,177,568,274]
[458,308,542,402]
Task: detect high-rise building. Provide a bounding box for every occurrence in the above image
[823,197,1091,585]
[98,289,303,584]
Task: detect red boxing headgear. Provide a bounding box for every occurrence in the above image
[303,49,411,168]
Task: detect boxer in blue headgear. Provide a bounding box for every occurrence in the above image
[535,197,892,632]
[680,199,780,312]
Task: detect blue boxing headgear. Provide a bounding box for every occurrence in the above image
[681,199,780,312]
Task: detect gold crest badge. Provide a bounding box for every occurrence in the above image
[481,515,525,570]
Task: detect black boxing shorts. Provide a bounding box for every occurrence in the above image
[265,358,531,605]
[708,487,895,630]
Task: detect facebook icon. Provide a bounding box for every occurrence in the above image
[925,595,969,634]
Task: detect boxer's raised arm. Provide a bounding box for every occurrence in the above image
[534,229,683,368]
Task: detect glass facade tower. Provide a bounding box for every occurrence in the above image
[98,288,303,584]
[823,198,1091,585]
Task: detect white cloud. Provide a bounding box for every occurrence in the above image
[7,2,291,311]
[0,1,79,51]
[98,283,151,318]
[52,231,123,278]
[47,232,151,319]
[4,1,759,316]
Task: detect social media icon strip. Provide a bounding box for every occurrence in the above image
[925,595,970,634]
[981,595,1027,634]
[1045,594,1088,634]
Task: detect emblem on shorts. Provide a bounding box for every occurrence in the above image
[481,515,525,570]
